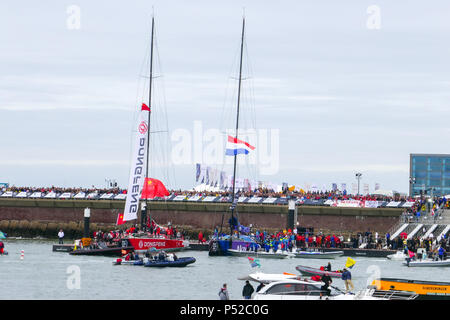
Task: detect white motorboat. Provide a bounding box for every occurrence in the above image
[403,259,450,267]
[238,272,300,284]
[387,251,408,261]
[252,279,417,300]
[293,250,344,259]
[227,249,291,259]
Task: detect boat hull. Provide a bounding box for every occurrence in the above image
[124,238,188,253]
[294,251,344,259]
[70,246,134,257]
[144,257,196,268]
[208,238,258,256]
[113,259,144,266]
[296,265,343,278]
[227,249,290,259]
[403,259,450,267]
[372,278,450,300]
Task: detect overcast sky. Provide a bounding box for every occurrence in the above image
[1,0,450,193]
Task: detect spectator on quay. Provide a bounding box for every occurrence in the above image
[242,280,255,300]
[58,229,64,244]
[218,284,230,300]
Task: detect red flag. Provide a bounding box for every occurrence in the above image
[116,213,125,225]
[141,178,169,199]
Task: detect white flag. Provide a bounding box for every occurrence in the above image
[123,103,150,222]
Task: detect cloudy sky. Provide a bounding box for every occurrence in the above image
[1,0,450,193]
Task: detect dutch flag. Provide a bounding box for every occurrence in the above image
[225,135,255,156]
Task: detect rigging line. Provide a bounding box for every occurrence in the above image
[244,42,258,132]
[127,27,153,185]
[154,34,176,189]
[220,33,242,124]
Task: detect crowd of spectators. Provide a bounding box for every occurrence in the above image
[1,185,127,195]
[2,185,449,209]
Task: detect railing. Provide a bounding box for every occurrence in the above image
[370,289,418,300]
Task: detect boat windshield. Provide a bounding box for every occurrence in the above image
[264,283,337,297]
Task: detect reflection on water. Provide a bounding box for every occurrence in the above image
[1,240,450,300]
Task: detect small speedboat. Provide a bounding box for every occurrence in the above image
[296,265,343,278]
[387,251,408,261]
[293,250,344,259]
[227,249,291,259]
[403,259,450,267]
[144,257,196,268]
[113,258,144,266]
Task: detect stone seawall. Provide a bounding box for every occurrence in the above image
[0,199,403,238]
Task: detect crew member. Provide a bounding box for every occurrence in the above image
[341,268,354,293]
[320,272,332,299]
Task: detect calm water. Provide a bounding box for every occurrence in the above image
[2,239,450,300]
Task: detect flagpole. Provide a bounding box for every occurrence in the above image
[229,16,245,238]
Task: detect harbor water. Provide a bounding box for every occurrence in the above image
[2,239,450,300]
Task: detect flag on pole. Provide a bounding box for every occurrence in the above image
[225,135,255,156]
[248,257,261,268]
[141,178,170,199]
[116,213,125,225]
[345,257,356,269]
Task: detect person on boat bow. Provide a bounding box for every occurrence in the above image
[320,272,332,299]
[341,268,354,294]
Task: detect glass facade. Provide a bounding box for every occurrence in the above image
[410,154,450,197]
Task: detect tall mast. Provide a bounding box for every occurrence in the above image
[229,17,245,236]
[143,15,155,230]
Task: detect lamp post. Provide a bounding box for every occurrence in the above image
[355,173,362,196]
[82,208,91,247]
[409,177,416,197]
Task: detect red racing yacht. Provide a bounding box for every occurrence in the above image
[120,16,189,253]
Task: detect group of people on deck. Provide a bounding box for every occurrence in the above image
[123,249,178,262]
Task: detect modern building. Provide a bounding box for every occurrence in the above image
[409,153,450,197]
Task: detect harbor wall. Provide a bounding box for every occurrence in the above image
[0,199,403,238]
